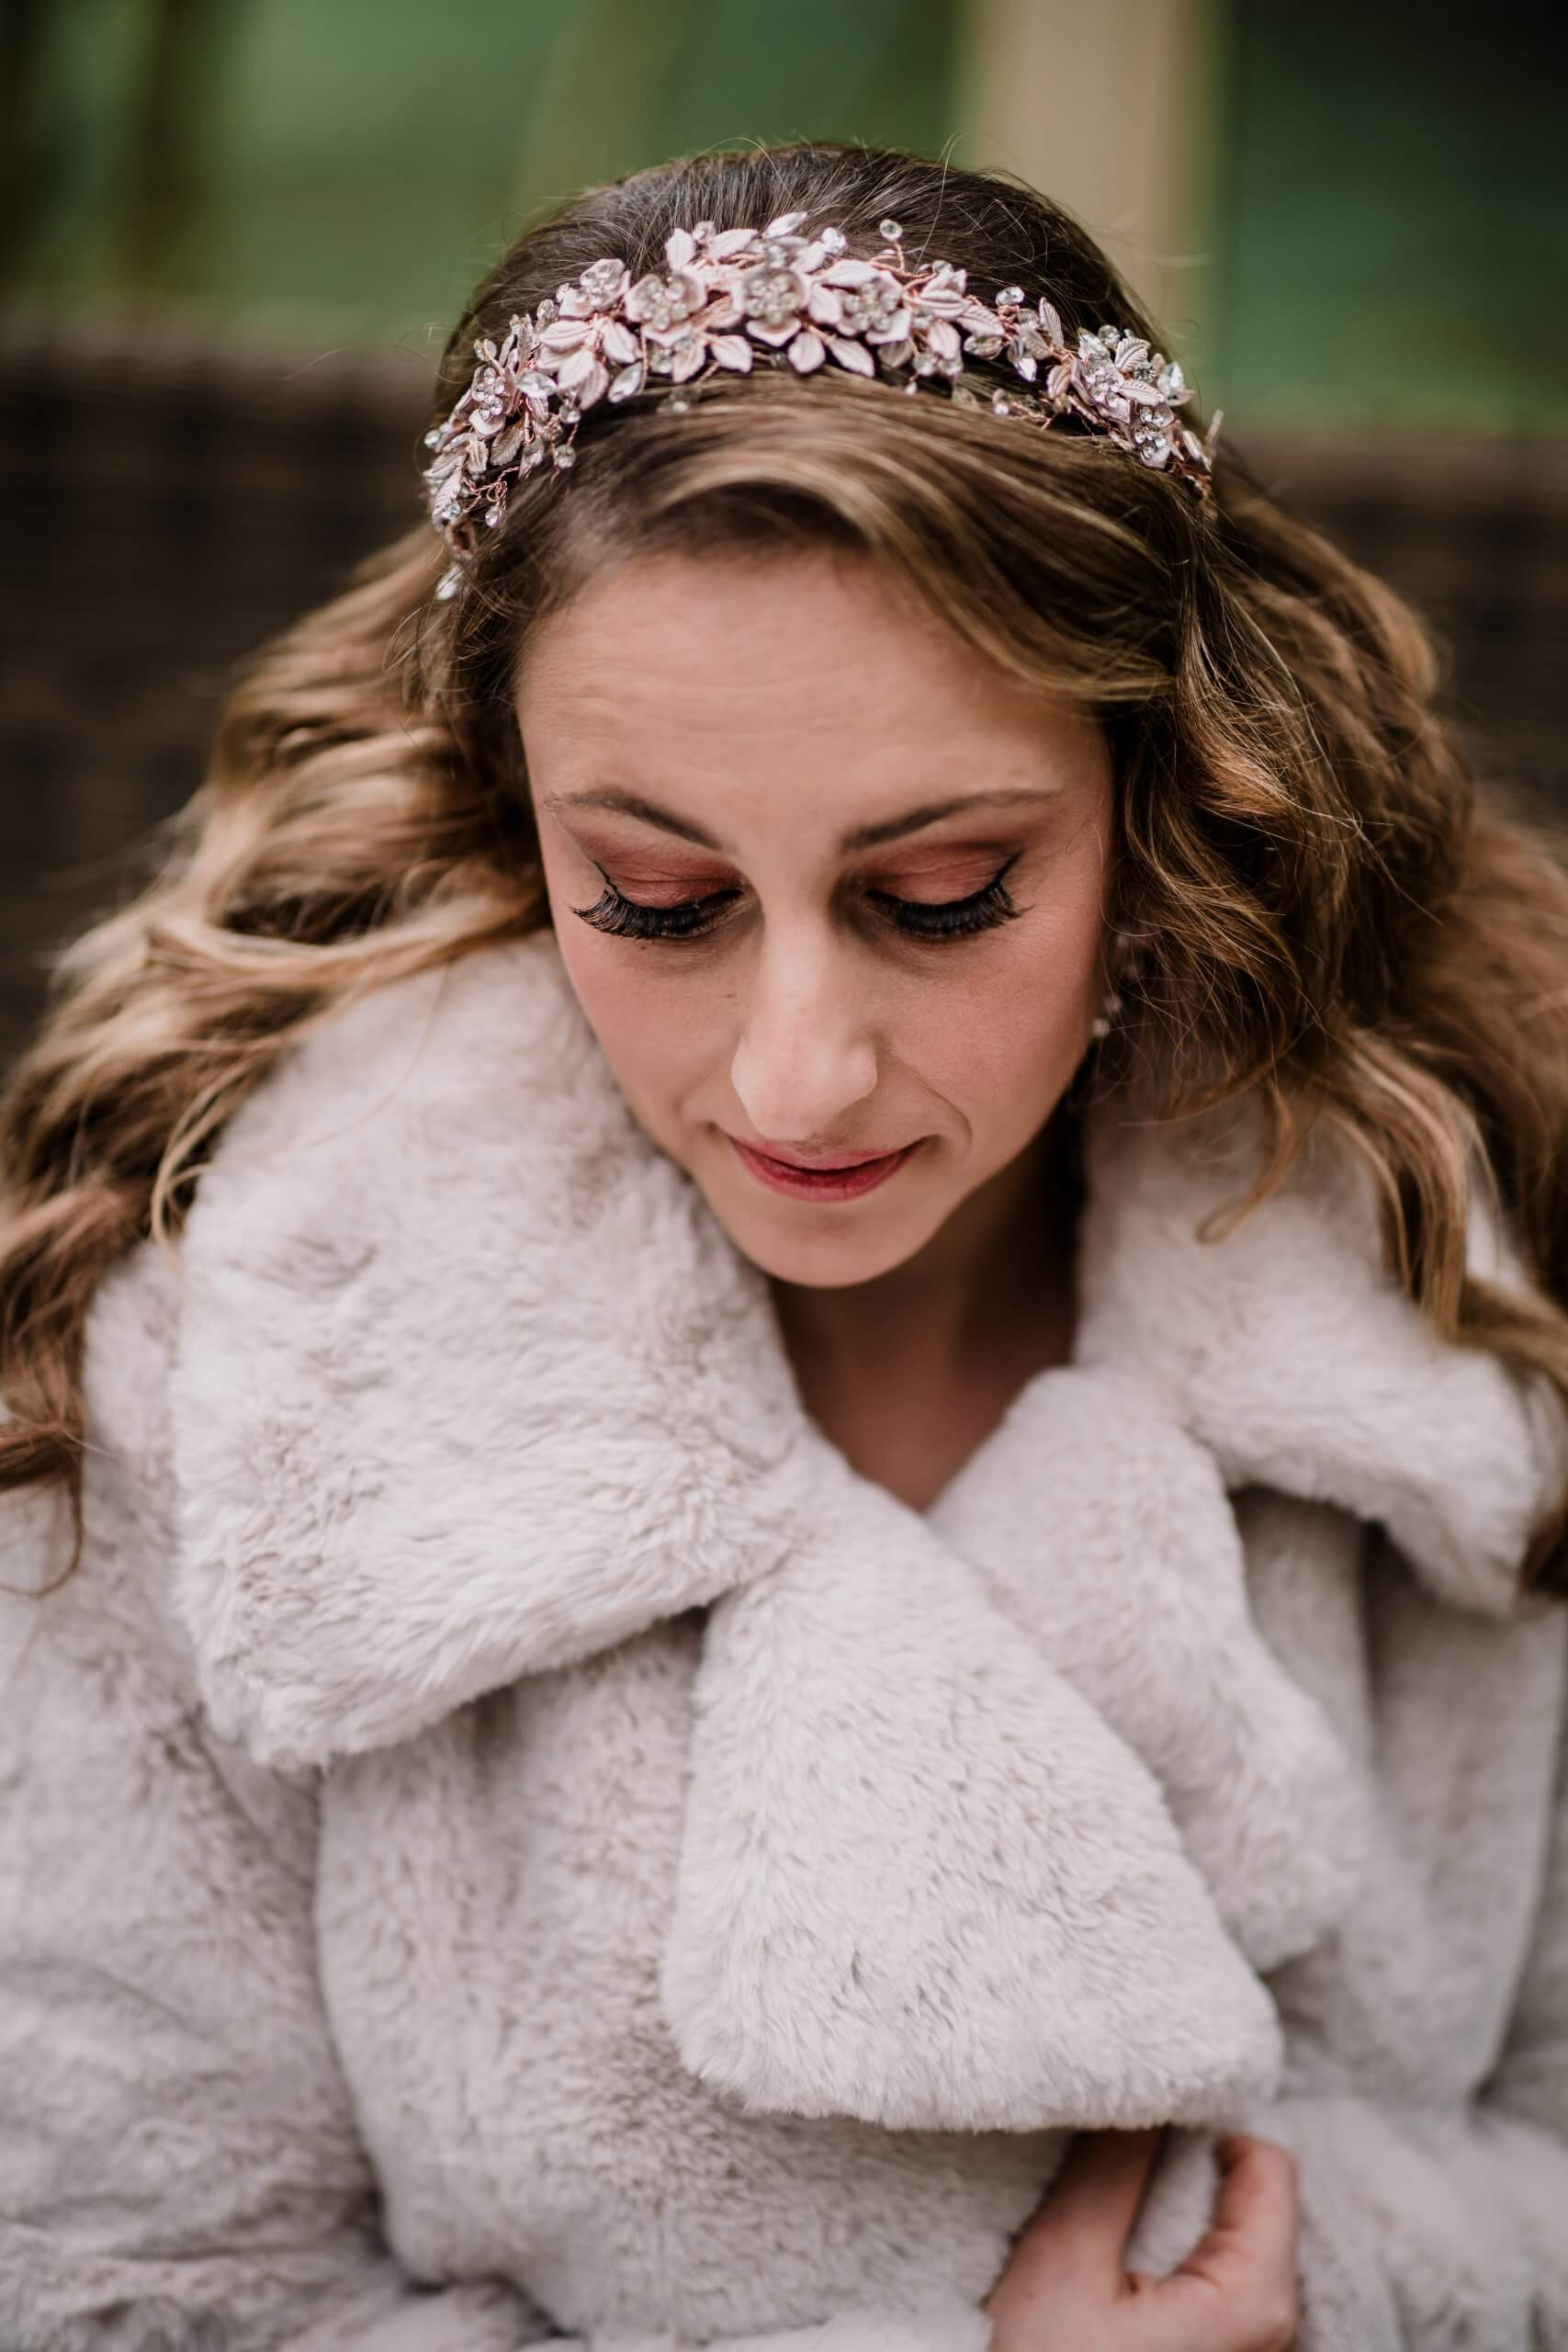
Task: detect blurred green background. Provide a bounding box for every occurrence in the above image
[3,0,1566,1060]
[8,0,1564,427]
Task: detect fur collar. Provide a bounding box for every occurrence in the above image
[165,932,1566,2137]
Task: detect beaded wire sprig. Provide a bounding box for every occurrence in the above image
[423,213,1221,598]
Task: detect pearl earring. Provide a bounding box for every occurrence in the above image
[1091,936,1145,1041]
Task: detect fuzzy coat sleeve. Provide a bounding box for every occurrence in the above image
[1240,1658,1568,2352]
[0,1295,556,2352]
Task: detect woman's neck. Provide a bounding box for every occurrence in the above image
[767,1113,1082,1508]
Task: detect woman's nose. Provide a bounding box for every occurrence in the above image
[728,935,879,1145]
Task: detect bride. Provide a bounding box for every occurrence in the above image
[3,142,1565,2352]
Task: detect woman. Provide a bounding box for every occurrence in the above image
[1,141,1565,2352]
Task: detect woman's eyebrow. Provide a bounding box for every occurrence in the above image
[540,786,1059,854]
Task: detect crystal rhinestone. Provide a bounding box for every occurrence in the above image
[740,265,803,326]
[648,323,700,376]
[996,285,1025,305]
[663,392,691,413]
[879,219,904,241]
[579,257,626,307]
[558,402,581,425]
[552,445,576,469]
[423,426,441,447]
[626,271,701,330]
[839,277,901,333]
[819,226,847,254]
[434,564,462,600]
[992,393,1011,414]
[693,220,716,238]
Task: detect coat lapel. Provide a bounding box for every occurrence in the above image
[165,931,1565,2134]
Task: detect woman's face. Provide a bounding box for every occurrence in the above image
[517,548,1115,1290]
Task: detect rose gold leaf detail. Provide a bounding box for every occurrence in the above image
[827,335,875,377]
[600,319,639,366]
[820,259,879,287]
[666,228,697,271]
[787,328,826,373]
[807,282,844,326]
[709,334,754,372]
[709,229,756,261]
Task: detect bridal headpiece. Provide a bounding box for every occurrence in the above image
[423,212,1221,597]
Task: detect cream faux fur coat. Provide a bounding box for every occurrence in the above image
[4,930,1568,2352]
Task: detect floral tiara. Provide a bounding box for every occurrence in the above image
[423,212,1221,599]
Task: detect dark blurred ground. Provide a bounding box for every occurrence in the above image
[3,323,1565,1071]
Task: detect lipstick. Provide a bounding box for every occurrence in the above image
[728,1136,919,1203]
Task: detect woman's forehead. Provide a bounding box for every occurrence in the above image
[515,548,1100,776]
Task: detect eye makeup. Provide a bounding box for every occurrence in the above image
[570,853,1024,945]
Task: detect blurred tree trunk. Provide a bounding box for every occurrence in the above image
[0,0,51,289]
[117,0,227,302]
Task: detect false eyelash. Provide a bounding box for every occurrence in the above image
[571,854,1024,944]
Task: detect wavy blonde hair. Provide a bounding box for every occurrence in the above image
[6,141,1568,1596]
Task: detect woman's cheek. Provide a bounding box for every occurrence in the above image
[931,912,1102,1122]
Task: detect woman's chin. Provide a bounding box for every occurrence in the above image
[706,1183,942,1291]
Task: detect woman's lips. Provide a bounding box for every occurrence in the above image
[728,1136,919,1202]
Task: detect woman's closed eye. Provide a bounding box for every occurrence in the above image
[570,854,1025,944]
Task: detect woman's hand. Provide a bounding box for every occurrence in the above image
[984,2128,1300,2351]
